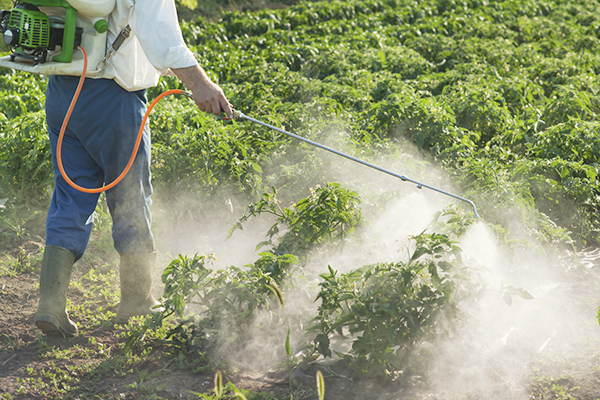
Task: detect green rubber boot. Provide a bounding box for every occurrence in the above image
[35,246,78,337]
[116,252,161,323]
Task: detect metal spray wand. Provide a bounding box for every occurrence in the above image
[227,109,480,219]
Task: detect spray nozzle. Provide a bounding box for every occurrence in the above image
[222,109,242,121]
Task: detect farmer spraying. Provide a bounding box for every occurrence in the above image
[2,0,233,337]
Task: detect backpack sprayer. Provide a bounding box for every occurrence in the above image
[0,0,115,76]
[0,1,479,218]
[0,0,187,194]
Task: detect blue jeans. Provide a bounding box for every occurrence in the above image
[45,76,154,261]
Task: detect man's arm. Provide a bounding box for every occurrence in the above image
[171,64,233,118]
[128,0,232,116]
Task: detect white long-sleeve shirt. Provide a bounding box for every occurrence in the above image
[103,0,198,91]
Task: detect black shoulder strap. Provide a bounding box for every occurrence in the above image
[96,24,131,70]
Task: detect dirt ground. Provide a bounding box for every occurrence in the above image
[3,241,600,400]
[0,265,292,399]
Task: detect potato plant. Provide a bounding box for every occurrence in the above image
[228,183,363,263]
[309,232,477,381]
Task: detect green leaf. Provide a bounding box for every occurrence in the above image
[214,370,223,398]
[316,370,325,400]
[315,333,332,358]
[268,280,285,307]
[176,0,197,10]
[285,326,291,357]
[230,380,248,400]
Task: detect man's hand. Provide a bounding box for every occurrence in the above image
[171,64,233,118]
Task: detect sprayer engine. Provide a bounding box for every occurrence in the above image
[1,2,82,65]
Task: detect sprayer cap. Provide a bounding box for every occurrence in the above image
[94,19,109,33]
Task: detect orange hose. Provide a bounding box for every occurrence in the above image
[56,46,184,193]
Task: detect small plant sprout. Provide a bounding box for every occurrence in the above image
[214,370,223,398]
[316,370,325,400]
[285,326,291,359]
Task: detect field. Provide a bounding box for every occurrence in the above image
[2,0,600,399]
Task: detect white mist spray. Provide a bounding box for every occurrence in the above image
[427,219,600,399]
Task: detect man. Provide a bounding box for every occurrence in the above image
[35,0,232,336]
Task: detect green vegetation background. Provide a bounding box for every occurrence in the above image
[3,0,598,249]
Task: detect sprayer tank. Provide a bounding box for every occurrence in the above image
[0,0,116,76]
[67,0,115,18]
